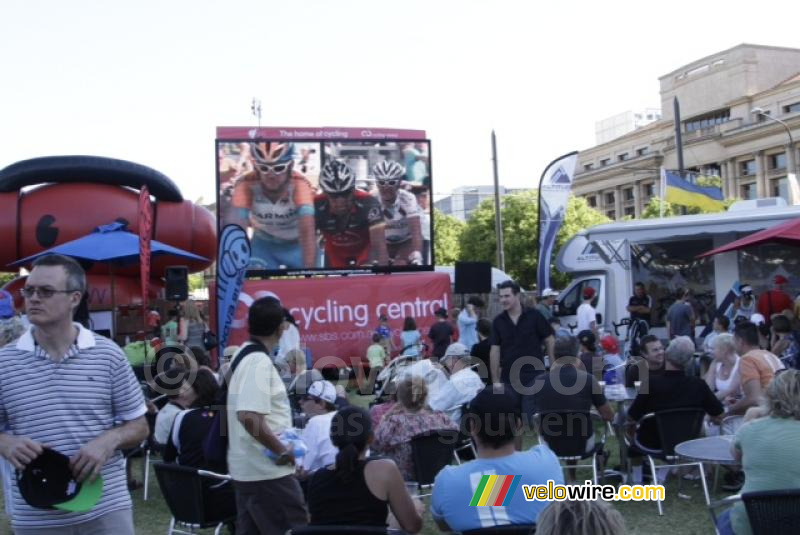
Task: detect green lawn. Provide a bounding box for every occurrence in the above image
[0,392,726,534]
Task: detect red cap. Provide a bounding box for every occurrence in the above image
[600,335,619,354]
[583,287,596,299]
[775,275,789,285]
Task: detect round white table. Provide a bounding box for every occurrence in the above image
[675,435,739,466]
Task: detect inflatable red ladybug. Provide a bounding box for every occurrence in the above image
[0,156,216,308]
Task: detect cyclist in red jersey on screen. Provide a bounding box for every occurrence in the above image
[231,142,317,269]
[314,159,388,268]
[371,160,424,266]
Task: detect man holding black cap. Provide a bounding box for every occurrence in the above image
[431,386,563,532]
[0,254,148,534]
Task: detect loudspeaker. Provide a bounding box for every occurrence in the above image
[454,261,492,294]
[165,266,189,301]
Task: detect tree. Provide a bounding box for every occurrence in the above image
[432,208,466,265]
[459,192,609,289]
[188,272,206,292]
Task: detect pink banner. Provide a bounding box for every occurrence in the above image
[214,272,451,367]
[216,126,426,141]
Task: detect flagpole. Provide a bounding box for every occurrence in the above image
[659,167,666,218]
[491,130,505,272]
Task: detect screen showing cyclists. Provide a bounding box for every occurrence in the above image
[216,138,433,275]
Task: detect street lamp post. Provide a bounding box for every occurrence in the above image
[752,107,798,200]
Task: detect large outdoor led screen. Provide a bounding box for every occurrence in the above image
[217,139,433,277]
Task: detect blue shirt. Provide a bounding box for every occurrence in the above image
[400,330,421,357]
[431,446,564,532]
[458,309,479,349]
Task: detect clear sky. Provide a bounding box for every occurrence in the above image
[1,0,798,206]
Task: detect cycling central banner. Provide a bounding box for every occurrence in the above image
[213,271,452,367]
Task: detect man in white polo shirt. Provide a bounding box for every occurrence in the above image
[227,296,307,534]
[0,254,148,534]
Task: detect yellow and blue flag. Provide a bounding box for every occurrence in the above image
[662,169,725,212]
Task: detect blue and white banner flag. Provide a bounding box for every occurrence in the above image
[217,225,251,353]
[537,151,578,292]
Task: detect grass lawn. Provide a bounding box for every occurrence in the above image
[0,391,726,534]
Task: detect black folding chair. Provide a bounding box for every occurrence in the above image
[709,489,800,535]
[461,524,536,534]
[409,428,460,496]
[535,411,606,484]
[632,408,711,515]
[153,462,236,535]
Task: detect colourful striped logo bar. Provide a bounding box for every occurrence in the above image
[469,475,521,506]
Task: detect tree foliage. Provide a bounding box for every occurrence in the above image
[458,192,609,289]
[432,209,466,266]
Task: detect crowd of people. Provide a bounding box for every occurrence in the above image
[2,253,799,535]
[220,141,432,270]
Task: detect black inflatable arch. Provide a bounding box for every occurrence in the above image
[0,155,183,202]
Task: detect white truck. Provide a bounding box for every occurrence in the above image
[553,198,800,338]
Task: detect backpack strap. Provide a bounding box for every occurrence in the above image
[227,340,269,384]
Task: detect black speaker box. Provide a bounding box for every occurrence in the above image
[454,261,492,294]
[165,266,189,301]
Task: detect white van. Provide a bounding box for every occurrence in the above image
[553,198,800,338]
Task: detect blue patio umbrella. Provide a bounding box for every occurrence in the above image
[11,221,209,335]
[11,221,208,266]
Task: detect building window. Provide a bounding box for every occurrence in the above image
[740,159,756,176]
[624,206,635,217]
[587,196,597,208]
[600,158,610,167]
[644,183,656,198]
[783,102,800,114]
[741,182,756,200]
[772,177,788,199]
[636,147,649,156]
[618,153,629,162]
[623,188,634,201]
[685,108,730,132]
[607,210,616,220]
[605,192,615,205]
[769,153,787,170]
[583,163,594,171]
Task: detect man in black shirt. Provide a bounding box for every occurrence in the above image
[428,307,454,360]
[489,280,554,444]
[536,336,614,421]
[626,336,723,483]
[470,318,492,385]
[626,282,652,324]
[624,334,665,388]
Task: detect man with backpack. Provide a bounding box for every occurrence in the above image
[226,296,307,534]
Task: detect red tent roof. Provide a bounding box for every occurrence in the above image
[698,217,800,258]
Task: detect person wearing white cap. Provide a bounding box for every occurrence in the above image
[536,289,559,322]
[734,284,757,323]
[428,343,484,423]
[298,380,339,476]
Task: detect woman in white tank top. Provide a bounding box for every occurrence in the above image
[704,333,741,401]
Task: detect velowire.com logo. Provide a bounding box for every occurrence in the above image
[469,475,521,506]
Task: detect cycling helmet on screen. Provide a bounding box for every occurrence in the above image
[250,142,294,165]
[372,160,406,182]
[319,159,356,193]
